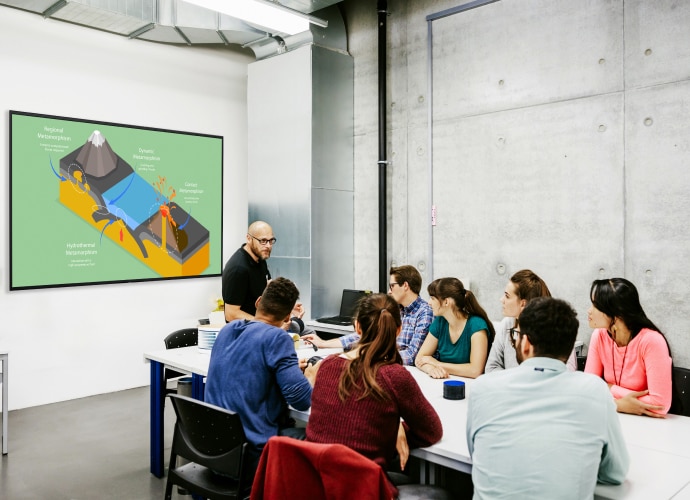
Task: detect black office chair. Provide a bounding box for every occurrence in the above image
[671,366,690,417]
[165,394,250,500]
[163,328,199,396]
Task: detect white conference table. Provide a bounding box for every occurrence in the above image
[144,346,690,498]
[407,369,690,499]
[143,344,342,477]
[305,320,355,337]
[403,369,690,499]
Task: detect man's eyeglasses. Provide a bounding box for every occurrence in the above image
[389,282,401,291]
[248,234,277,246]
[509,327,521,348]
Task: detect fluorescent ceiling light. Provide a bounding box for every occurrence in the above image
[183,0,326,36]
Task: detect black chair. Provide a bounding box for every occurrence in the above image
[165,394,250,500]
[671,366,690,417]
[576,355,587,371]
[163,328,198,396]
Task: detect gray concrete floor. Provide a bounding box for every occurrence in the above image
[0,386,182,500]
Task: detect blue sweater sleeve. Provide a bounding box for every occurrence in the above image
[268,333,313,411]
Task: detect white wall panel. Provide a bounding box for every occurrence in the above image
[248,46,355,319]
[625,82,690,365]
[430,94,625,321]
[430,0,624,120]
[353,131,380,287]
[625,0,690,89]
[0,8,251,409]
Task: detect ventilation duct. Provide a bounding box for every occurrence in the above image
[0,0,345,59]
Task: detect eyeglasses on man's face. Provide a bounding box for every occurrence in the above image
[389,282,401,291]
[509,327,521,348]
[248,234,277,246]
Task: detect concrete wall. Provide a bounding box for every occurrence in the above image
[343,0,690,367]
[0,7,252,409]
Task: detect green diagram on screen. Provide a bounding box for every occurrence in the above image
[57,130,210,277]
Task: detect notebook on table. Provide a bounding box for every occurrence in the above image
[316,289,369,326]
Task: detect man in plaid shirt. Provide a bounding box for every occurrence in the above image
[304,265,433,365]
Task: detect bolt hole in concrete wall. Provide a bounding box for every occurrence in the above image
[381,0,690,365]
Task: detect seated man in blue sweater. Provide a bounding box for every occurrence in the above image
[205,277,318,480]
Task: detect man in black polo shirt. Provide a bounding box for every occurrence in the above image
[222,221,275,322]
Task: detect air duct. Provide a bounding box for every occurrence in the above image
[0,0,346,58]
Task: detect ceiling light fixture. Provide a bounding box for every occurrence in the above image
[183,0,327,36]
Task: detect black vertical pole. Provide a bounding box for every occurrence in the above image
[377,1,388,293]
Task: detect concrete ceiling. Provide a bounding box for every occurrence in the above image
[0,0,345,58]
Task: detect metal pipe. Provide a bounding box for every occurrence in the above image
[377,0,388,293]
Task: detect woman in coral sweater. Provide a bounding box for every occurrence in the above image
[584,278,673,416]
[306,293,442,475]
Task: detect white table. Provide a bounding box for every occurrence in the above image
[594,445,690,499]
[144,347,690,498]
[293,365,690,499]
[305,320,355,336]
[403,368,472,477]
[617,412,690,458]
[143,345,342,477]
[1,350,7,454]
[410,369,690,499]
[672,480,690,500]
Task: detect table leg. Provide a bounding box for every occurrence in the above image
[190,375,205,500]
[150,360,164,478]
[191,373,205,401]
[1,354,7,455]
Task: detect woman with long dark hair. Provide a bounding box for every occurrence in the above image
[584,278,672,416]
[415,277,495,379]
[306,293,442,475]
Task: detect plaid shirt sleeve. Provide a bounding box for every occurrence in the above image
[398,300,434,366]
[339,332,361,351]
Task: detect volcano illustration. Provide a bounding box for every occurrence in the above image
[58,130,210,277]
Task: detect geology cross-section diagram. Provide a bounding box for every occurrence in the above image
[58,130,210,277]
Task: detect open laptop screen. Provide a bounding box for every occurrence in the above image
[339,289,367,319]
[315,289,368,325]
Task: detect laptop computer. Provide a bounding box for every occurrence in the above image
[316,289,369,326]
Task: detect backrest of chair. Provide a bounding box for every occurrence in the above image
[250,436,396,500]
[671,366,690,416]
[164,328,199,350]
[169,394,247,477]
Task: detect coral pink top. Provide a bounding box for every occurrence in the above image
[585,328,672,414]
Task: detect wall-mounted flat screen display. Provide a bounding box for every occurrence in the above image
[9,110,223,290]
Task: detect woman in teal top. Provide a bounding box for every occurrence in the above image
[415,277,495,379]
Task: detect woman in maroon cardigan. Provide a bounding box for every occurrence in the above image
[306,293,443,475]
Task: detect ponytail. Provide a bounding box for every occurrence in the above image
[464,290,496,343]
[338,294,402,402]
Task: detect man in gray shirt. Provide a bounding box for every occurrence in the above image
[467,297,629,499]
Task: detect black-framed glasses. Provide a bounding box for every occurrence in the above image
[389,282,401,291]
[248,234,277,246]
[509,327,521,348]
